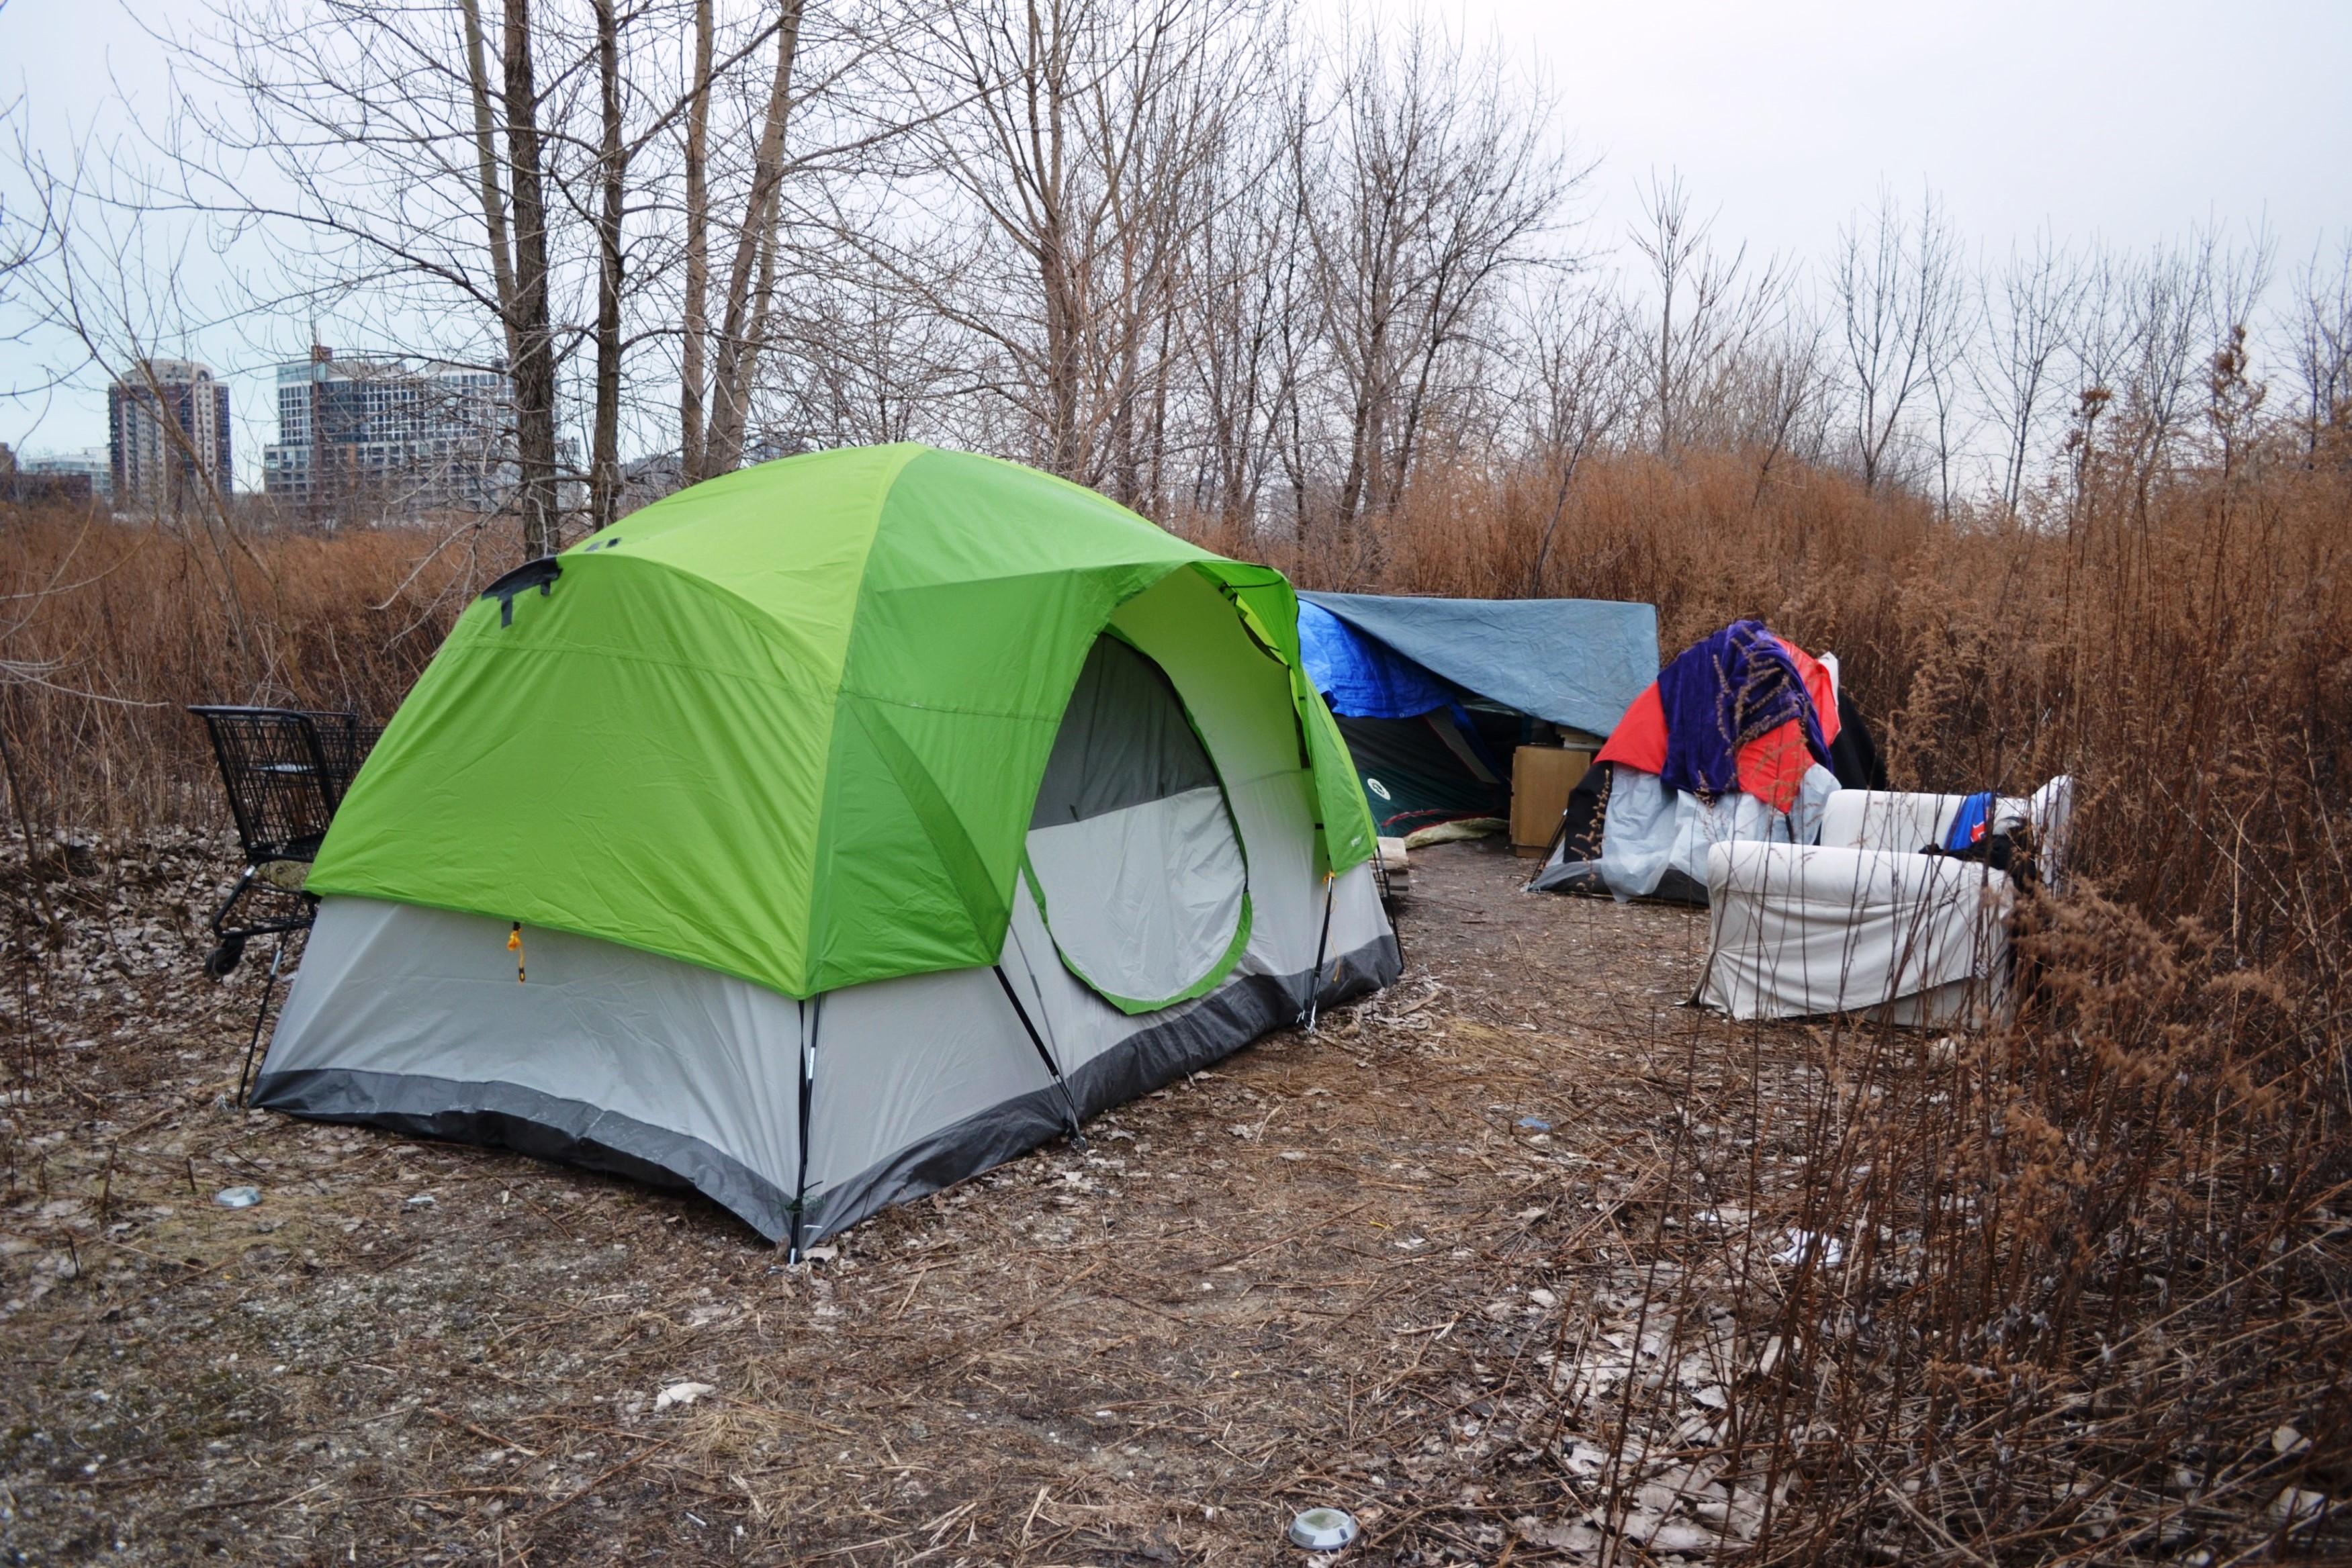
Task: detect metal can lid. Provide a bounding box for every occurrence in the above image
[1288,1508,1360,1551]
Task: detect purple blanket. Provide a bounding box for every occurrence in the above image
[1655,619,1829,800]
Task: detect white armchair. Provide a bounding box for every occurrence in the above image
[1695,840,2016,1025]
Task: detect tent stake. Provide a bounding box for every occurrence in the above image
[1302,872,1337,1031]
[993,965,1085,1149]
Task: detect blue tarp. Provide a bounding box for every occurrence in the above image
[1298,592,1659,737]
[1296,601,1457,719]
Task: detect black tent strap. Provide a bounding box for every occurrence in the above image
[993,964,1085,1147]
[787,995,821,1262]
[480,556,561,628]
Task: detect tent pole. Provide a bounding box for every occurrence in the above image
[788,995,821,1262]
[1302,872,1337,1031]
[993,964,1085,1149]
[235,933,289,1108]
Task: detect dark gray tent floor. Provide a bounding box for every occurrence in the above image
[5,833,1849,1565]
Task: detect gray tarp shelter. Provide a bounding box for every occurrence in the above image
[1299,593,1659,739]
[1297,592,1658,837]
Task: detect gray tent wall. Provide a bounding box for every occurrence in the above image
[255,567,1398,1244]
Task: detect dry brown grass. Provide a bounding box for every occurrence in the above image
[1177,402,2352,1559]
[3,389,2349,1559]
[0,512,493,837]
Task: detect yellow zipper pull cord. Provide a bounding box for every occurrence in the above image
[508,921,526,984]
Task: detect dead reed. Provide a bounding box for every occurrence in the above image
[0,512,489,840]
[3,386,2346,1557]
[1202,402,2349,1556]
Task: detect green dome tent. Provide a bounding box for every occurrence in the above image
[256,445,1396,1248]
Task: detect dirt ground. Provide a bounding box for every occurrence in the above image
[1,833,1760,1565]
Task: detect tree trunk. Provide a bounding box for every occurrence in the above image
[678,0,713,483]
[702,0,805,476]
[457,0,517,365]
[502,0,560,558]
[589,0,625,532]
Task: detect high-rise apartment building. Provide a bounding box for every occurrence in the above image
[108,360,232,512]
[263,346,512,516]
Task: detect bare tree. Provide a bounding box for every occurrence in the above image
[1306,22,1569,534]
[153,0,614,553]
[1833,186,1965,492]
[1726,312,1832,504]
[676,0,717,482]
[874,0,1269,502]
[584,0,629,530]
[1625,171,1789,461]
[1170,73,1311,530]
[688,0,806,482]
[1972,233,2082,516]
[2290,234,2352,456]
[1517,285,1629,591]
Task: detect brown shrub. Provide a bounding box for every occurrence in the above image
[1185,412,2352,1559]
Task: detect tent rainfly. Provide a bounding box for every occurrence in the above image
[1295,592,1659,837]
[254,445,1397,1249]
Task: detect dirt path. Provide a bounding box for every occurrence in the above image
[3,835,1734,1565]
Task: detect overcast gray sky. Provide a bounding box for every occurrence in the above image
[5,0,2349,461]
[1469,0,2349,264]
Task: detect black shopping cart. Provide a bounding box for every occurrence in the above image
[187,706,381,1097]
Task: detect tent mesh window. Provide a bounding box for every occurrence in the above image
[1022,635,1249,1012]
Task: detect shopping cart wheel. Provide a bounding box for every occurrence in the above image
[204,938,246,979]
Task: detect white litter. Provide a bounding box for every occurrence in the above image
[2269,1487,2329,1530]
[1771,1230,1844,1267]
[1287,1507,1359,1550]
[655,1382,717,1412]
